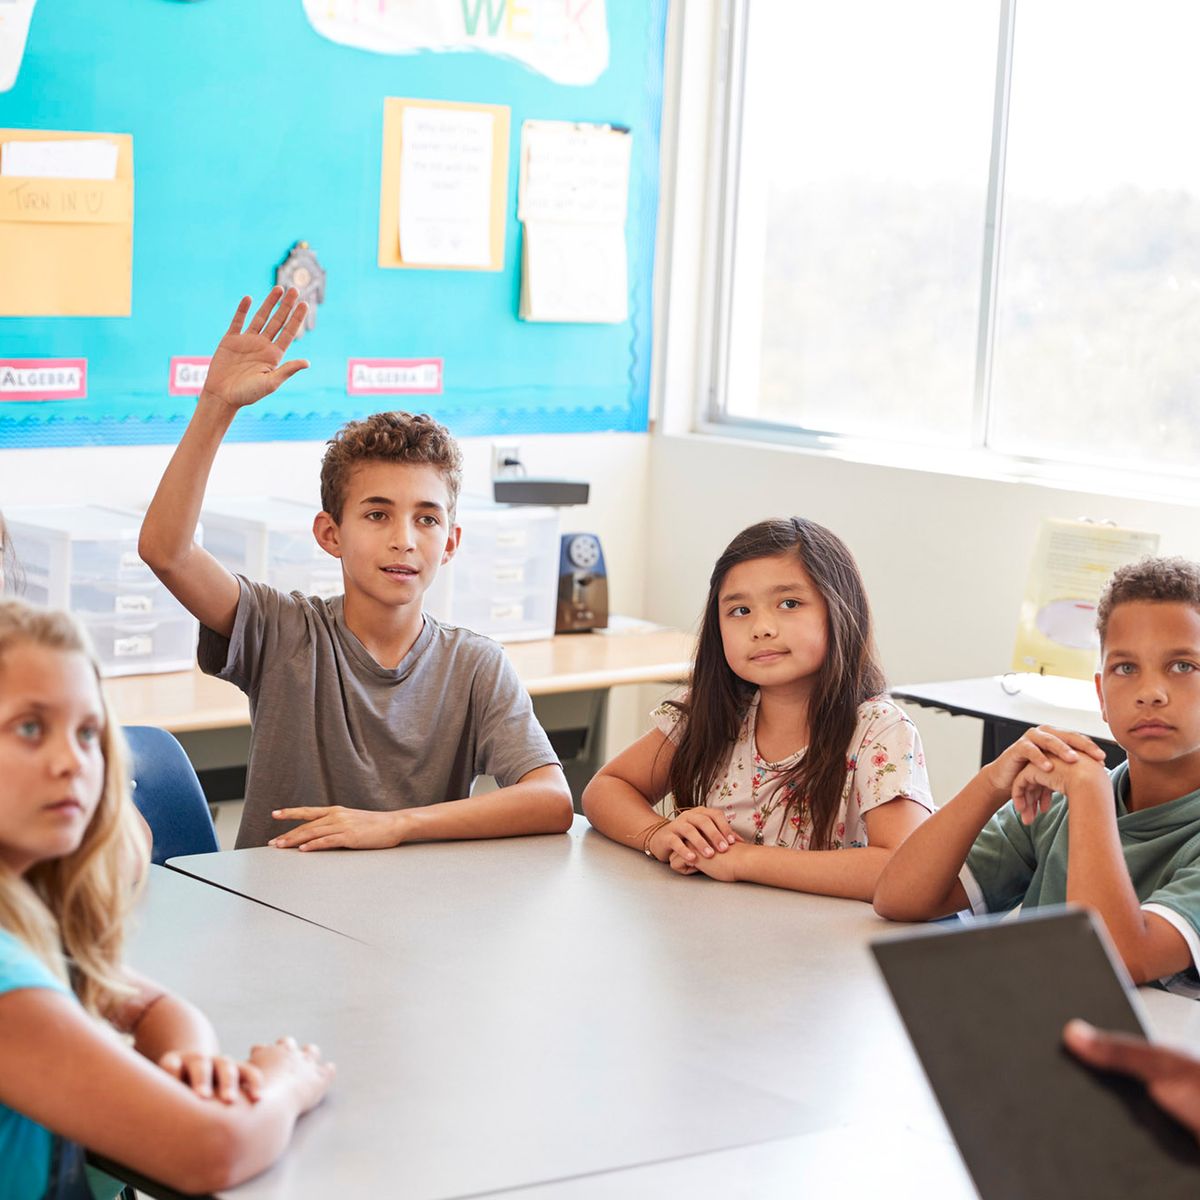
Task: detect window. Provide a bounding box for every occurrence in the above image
[712,0,1200,477]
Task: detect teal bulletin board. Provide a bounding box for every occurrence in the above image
[0,0,667,447]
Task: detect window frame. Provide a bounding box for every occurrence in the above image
[697,0,1200,500]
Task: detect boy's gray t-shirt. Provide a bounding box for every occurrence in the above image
[198,575,560,848]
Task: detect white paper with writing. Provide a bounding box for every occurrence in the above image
[518,121,630,224]
[399,107,494,268]
[517,120,631,323]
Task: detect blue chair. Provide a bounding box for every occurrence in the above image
[123,726,220,864]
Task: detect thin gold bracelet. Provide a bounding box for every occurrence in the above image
[637,816,672,858]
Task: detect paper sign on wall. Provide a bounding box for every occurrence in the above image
[168,357,210,396]
[0,127,133,317]
[347,358,443,396]
[0,358,87,400]
[1012,518,1160,680]
[399,106,495,268]
[301,0,609,87]
[0,0,37,93]
[378,98,508,272]
[518,120,631,323]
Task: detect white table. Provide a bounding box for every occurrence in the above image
[121,823,1200,1198]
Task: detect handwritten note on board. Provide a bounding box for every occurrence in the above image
[399,106,495,268]
[518,122,630,224]
[517,120,631,324]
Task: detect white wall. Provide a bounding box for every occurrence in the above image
[643,431,1200,802]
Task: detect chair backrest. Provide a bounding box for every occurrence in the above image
[123,726,219,864]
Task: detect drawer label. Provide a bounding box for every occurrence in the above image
[496,530,527,549]
[113,634,152,658]
[490,602,524,623]
[493,565,525,584]
[115,594,152,614]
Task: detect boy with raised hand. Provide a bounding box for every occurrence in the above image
[140,288,572,850]
[875,557,1200,991]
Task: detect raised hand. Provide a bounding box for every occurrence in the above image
[201,287,310,410]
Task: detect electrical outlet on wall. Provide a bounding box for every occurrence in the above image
[491,441,522,479]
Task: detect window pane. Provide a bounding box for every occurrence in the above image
[724,1,999,443]
[989,0,1200,470]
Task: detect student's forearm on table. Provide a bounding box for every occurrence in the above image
[732,843,894,900]
[130,991,220,1062]
[400,774,573,841]
[140,396,235,568]
[873,774,1004,919]
[580,774,662,848]
[1066,784,1168,982]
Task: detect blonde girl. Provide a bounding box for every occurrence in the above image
[0,600,333,1198]
[583,518,933,898]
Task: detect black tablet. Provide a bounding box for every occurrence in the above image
[872,906,1200,1200]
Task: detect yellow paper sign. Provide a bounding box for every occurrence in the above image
[378,98,508,272]
[1013,518,1160,679]
[0,128,134,317]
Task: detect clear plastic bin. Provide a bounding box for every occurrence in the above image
[199,497,342,599]
[3,505,199,677]
[425,501,558,642]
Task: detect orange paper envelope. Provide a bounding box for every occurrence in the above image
[0,128,133,317]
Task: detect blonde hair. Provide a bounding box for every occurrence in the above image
[0,600,147,1018]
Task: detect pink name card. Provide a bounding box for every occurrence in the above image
[346,358,443,396]
[0,358,87,401]
[169,357,211,396]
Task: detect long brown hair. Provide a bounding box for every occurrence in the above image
[666,518,886,849]
[0,600,146,1017]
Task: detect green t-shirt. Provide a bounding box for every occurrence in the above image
[963,761,1200,992]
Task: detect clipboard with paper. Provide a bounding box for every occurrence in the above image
[0,127,133,317]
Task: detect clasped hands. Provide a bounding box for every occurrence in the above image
[985,725,1109,825]
[647,806,745,882]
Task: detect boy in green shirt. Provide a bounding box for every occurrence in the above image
[875,556,1200,992]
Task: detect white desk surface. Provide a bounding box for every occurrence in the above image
[892,676,1114,744]
[139,825,1200,1199]
[143,826,958,1198]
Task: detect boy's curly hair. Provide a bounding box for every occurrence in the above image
[320,411,463,522]
[1097,556,1200,645]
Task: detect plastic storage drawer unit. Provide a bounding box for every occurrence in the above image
[199,497,342,600]
[424,501,559,642]
[3,505,199,677]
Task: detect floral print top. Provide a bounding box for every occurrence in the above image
[650,692,933,849]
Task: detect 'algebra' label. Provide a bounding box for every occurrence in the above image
[0,358,87,400]
[346,358,443,396]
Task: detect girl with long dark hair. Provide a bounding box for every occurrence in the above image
[582,518,933,898]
